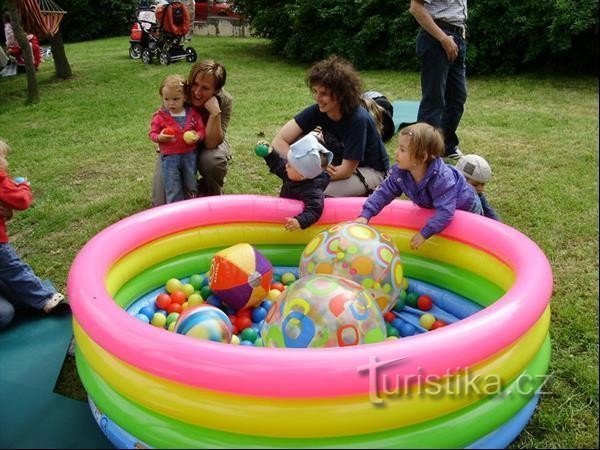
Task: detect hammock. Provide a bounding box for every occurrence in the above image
[18,0,66,38]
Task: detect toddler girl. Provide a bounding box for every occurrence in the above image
[149,74,205,203]
[357,123,482,249]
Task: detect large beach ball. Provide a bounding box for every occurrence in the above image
[299,221,404,313]
[209,243,273,311]
[261,274,386,348]
[174,305,233,343]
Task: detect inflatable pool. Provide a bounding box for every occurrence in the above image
[68,195,552,448]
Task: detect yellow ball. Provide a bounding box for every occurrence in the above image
[183,130,198,144]
[420,313,436,330]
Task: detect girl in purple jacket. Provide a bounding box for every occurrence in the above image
[357,123,482,250]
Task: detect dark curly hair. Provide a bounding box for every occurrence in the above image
[306,55,363,116]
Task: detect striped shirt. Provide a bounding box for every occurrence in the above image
[423,0,467,27]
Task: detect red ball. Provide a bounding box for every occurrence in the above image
[163,126,177,136]
[430,320,446,330]
[155,293,171,310]
[417,295,433,311]
[167,302,183,314]
[235,315,253,331]
[271,281,285,292]
[383,311,395,323]
[170,290,187,305]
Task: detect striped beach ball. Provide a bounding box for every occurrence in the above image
[174,305,233,343]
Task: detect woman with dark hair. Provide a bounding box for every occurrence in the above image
[152,59,233,205]
[271,56,389,197]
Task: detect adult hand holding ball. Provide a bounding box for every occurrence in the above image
[254,141,271,157]
[183,130,199,145]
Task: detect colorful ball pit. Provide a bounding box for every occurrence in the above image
[67,195,553,448]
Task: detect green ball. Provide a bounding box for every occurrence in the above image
[200,285,212,299]
[406,292,419,308]
[393,290,407,312]
[189,274,205,290]
[240,327,258,343]
[280,271,297,285]
[255,143,270,157]
[386,323,400,337]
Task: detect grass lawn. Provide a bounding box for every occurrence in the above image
[0,35,598,448]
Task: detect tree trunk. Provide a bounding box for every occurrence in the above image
[7,0,39,104]
[49,31,72,79]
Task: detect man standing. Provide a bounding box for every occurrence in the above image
[409,0,467,160]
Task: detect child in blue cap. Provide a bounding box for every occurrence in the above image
[256,131,333,231]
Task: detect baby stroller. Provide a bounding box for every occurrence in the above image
[128,0,197,65]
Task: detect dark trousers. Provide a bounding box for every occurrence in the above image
[416,29,467,155]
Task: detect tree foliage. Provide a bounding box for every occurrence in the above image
[236,0,599,74]
[57,0,139,42]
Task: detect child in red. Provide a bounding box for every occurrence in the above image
[149,74,206,203]
[0,139,65,330]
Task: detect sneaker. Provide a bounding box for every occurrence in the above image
[445,147,464,162]
[43,292,67,313]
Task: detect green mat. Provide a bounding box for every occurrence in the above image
[392,100,420,131]
[0,308,111,449]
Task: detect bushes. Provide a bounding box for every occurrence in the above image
[56,0,139,43]
[236,0,599,74]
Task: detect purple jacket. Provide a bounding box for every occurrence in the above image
[360,157,477,238]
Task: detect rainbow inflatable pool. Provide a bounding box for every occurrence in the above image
[68,195,552,448]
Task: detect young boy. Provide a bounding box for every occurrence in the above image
[0,139,66,330]
[455,154,501,221]
[256,132,333,231]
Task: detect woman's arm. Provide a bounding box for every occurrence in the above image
[271,119,303,158]
[326,158,359,181]
[202,96,225,149]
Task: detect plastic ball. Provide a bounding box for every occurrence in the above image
[251,306,268,323]
[139,305,156,320]
[151,312,167,328]
[280,272,297,285]
[135,313,150,323]
[189,274,206,290]
[230,335,241,345]
[255,143,270,157]
[181,283,196,297]
[174,305,233,343]
[240,327,258,343]
[13,177,26,184]
[405,292,419,308]
[166,312,180,326]
[417,295,433,311]
[420,313,436,330]
[187,293,204,307]
[166,278,183,294]
[299,221,404,313]
[170,290,187,305]
[267,289,282,301]
[430,319,447,330]
[209,243,273,311]
[261,274,386,348]
[167,302,183,314]
[155,293,171,310]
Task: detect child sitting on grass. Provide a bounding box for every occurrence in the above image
[149,74,205,203]
[356,123,483,250]
[0,139,66,330]
[455,154,501,221]
[256,131,333,231]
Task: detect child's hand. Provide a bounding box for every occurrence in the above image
[159,128,177,143]
[355,217,368,224]
[410,232,426,250]
[284,217,301,231]
[255,141,271,157]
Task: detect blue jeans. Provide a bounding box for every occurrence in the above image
[416,29,467,155]
[161,152,197,203]
[0,243,54,316]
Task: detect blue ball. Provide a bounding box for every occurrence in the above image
[260,300,273,311]
[139,305,156,320]
[240,340,255,346]
[135,313,150,323]
[398,321,416,337]
[174,305,233,343]
[251,306,267,323]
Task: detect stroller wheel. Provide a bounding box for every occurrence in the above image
[159,50,170,66]
[129,43,143,60]
[141,48,153,64]
[185,47,198,63]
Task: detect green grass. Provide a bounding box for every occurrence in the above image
[1,36,598,448]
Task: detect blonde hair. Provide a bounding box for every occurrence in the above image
[159,74,186,96]
[0,155,8,172]
[361,97,385,137]
[0,139,10,158]
[400,123,444,163]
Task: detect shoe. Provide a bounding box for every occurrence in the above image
[43,292,67,313]
[445,147,464,162]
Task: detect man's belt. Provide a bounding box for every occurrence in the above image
[434,19,466,39]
